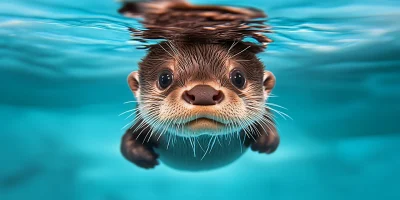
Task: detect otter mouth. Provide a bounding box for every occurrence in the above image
[165,116,245,136]
[183,117,226,131]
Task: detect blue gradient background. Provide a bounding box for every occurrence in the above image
[0,0,399,199]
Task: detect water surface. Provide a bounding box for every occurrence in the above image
[0,0,399,199]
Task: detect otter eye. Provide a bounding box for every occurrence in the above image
[158,70,173,89]
[230,69,246,89]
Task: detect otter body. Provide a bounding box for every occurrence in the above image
[156,134,247,171]
[118,0,280,171]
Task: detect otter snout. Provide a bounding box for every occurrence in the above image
[182,85,224,105]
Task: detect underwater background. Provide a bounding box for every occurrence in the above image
[0,0,399,199]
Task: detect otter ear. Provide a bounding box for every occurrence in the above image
[127,71,140,98]
[263,71,276,99]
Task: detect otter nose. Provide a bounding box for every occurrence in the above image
[182,85,224,105]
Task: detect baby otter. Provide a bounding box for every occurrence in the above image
[119,0,280,170]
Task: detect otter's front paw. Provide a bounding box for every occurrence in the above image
[251,132,280,154]
[121,134,159,169]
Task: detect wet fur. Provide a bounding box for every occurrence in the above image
[122,41,280,169]
[118,0,280,170]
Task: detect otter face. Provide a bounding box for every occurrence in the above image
[128,41,275,137]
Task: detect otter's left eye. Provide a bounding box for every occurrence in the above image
[230,69,246,89]
[158,70,173,89]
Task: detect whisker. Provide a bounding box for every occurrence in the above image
[265,102,288,110]
[118,108,138,116]
[158,43,174,58]
[265,106,293,120]
[228,45,251,59]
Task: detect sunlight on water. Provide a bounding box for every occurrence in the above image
[0,0,399,199]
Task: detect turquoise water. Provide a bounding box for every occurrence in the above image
[1,0,399,199]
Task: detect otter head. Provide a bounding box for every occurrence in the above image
[128,41,275,137]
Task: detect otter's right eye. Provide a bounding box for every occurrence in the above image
[158,70,173,89]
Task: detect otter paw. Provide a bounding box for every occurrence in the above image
[251,133,280,154]
[124,142,159,169]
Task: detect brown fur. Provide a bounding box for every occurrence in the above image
[119,0,279,169]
